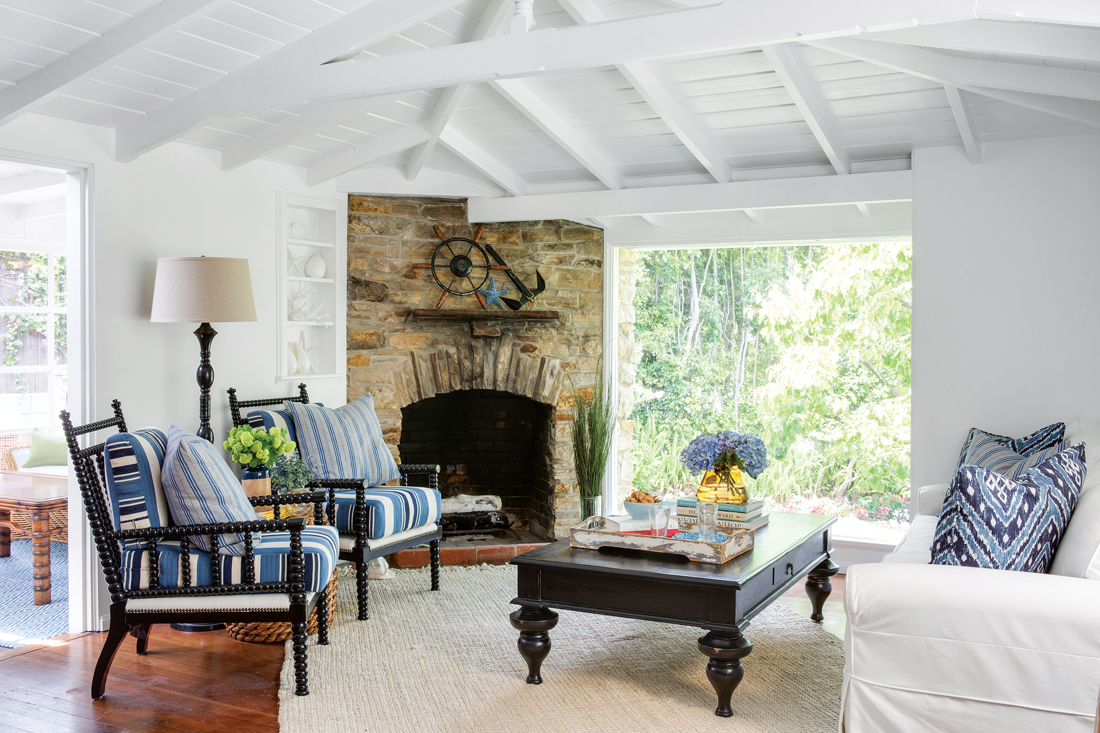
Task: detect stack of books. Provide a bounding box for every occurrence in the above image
[676,497,770,532]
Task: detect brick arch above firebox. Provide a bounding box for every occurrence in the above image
[396,333,565,409]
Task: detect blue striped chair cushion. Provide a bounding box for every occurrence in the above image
[285,395,400,486]
[103,429,170,551]
[118,525,339,591]
[162,425,259,556]
[330,486,441,540]
[957,425,1067,480]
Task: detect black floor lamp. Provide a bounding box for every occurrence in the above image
[150,256,256,632]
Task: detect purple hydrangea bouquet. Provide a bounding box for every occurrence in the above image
[680,430,769,504]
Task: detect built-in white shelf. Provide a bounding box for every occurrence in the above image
[277,192,346,382]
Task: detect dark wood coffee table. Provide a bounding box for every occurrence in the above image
[508,511,838,717]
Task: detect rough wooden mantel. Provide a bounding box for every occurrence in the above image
[409,309,560,321]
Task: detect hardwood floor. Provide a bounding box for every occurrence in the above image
[0,574,846,732]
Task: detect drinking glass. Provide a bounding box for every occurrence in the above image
[697,502,718,542]
[649,504,671,537]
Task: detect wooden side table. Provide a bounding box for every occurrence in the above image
[0,472,68,605]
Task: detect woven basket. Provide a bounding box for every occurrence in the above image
[225,569,338,643]
[9,510,67,543]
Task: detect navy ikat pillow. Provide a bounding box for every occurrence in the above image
[932,443,1086,573]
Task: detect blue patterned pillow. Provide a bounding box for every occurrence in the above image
[932,443,1086,573]
[955,422,1065,475]
[161,425,258,555]
[285,395,400,487]
[103,429,169,550]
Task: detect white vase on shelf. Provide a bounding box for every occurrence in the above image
[304,253,326,279]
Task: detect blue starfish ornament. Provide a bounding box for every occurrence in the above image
[478,276,509,309]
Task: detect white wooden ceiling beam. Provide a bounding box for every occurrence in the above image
[809,37,1100,102]
[763,44,851,175]
[307,123,431,186]
[438,127,529,196]
[491,78,625,190]
[406,0,512,182]
[124,0,973,139]
[864,19,1100,65]
[0,171,66,196]
[967,87,1100,127]
[944,85,981,164]
[0,0,226,127]
[116,0,465,162]
[468,170,912,221]
[856,202,872,218]
[557,0,732,183]
[743,209,763,223]
[974,0,1100,27]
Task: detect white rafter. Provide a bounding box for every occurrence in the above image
[864,19,1100,64]
[467,170,912,221]
[975,0,1100,27]
[945,85,981,163]
[0,171,66,196]
[763,44,851,175]
[306,123,432,186]
[491,78,625,190]
[0,0,226,127]
[118,0,974,156]
[439,127,529,196]
[406,0,513,182]
[557,0,732,183]
[115,0,465,162]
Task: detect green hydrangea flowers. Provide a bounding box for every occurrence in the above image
[224,425,297,469]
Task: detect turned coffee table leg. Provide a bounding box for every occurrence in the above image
[805,557,840,622]
[509,605,559,684]
[698,629,753,717]
[31,509,52,605]
[0,508,10,558]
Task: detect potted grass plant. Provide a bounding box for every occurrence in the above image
[570,368,616,521]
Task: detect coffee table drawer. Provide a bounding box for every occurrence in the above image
[741,532,828,613]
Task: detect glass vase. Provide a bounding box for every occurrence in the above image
[696,467,749,505]
[580,495,600,521]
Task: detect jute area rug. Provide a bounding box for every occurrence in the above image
[279,564,843,733]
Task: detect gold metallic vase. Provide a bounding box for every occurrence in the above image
[696,466,749,505]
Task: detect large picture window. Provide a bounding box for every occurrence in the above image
[0,250,67,429]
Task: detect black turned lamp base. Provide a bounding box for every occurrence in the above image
[170,622,226,632]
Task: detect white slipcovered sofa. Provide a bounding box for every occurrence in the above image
[841,418,1100,732]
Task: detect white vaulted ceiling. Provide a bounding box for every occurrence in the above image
[0,0,1097,239]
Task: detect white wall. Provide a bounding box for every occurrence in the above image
[0,113,348,441]
[911,133,1100,493]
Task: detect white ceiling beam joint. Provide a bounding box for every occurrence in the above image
[468,170,912,222]
[856,203,872,218]
[0,171,66,196]
[764,44,851,175]
[439,127,529,196]
[641,215,662,228]
[0,0,226,127]
[743,209,763,223]
[862,20,1100,65]
[306,123,431,186]
[944,85,981,164]
[511,0,534,34]
[974,0,1100,28]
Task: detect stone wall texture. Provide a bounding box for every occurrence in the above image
[345,195,604,538]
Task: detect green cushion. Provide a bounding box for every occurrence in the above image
[22,427,68,468]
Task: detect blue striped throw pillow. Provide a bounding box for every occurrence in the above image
[285,395,400,487]
[161,425,258,555]
[955,422,1065,476]
[103,429,169,551]
[933,443,1085,572]
[245,404,321,450]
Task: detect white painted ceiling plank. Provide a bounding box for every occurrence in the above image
[763,44,851,175]
[0,0,227,127]
[0,170,66,196]
[491,78,625,190]
[115,0,465,161]
[306,122,431,186]
[974,0,1100,27]
[468,169,912,221]
[406,0,512,183]
[967,86,1100,127]
[864,19,1100,65]
[944,85,981,163]
[438,126,529,196]
[154,1,977,118]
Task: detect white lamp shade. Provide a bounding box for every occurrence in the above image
[150,257,257,323]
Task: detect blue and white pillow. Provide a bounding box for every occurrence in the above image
[161,425,258,555]
[103,428,169,551]
[285,395,400,487]
[932,443,1086,573]
[245,404,321,451]
[955,422,1065,477]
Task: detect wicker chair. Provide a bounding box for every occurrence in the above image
[0,432,30,471]
[60,402,334,698]
[227,384,442,621]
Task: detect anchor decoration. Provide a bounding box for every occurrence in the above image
[414,224,546,310]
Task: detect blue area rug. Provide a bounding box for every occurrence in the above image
[0,541,68,648]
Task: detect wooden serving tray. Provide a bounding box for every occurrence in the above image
[569,517,754,565]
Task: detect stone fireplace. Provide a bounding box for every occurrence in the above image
[345,195,603,538]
